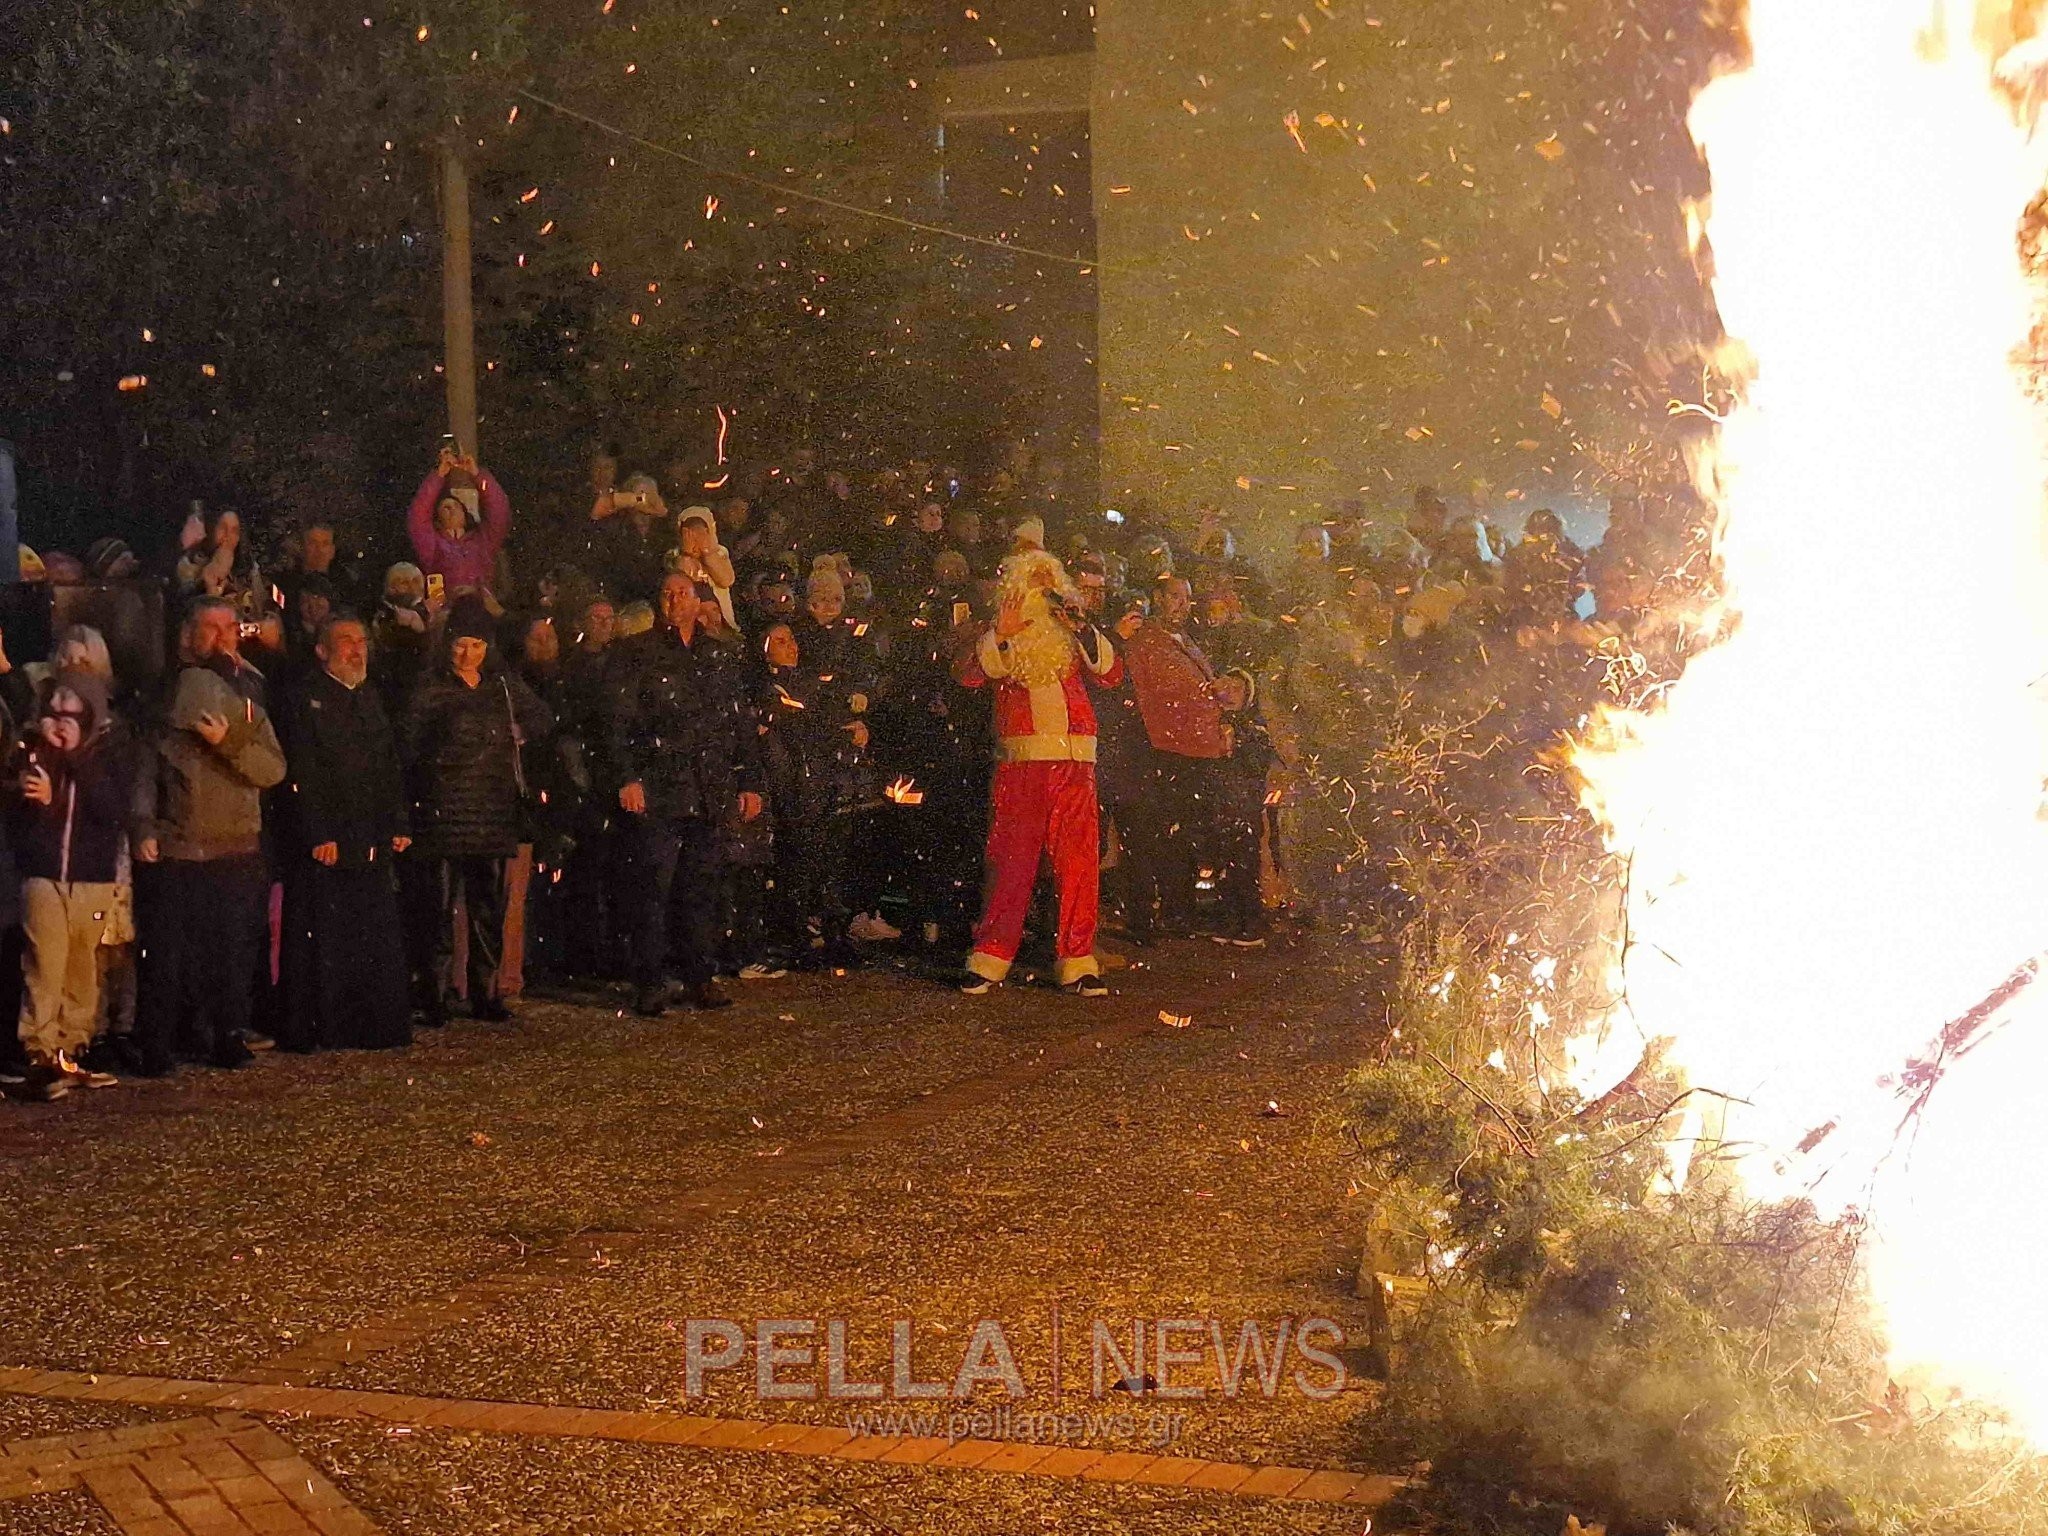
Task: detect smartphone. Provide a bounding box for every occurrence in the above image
[426,572,446,604]
[952,601,971,627]
[238,622,262,641]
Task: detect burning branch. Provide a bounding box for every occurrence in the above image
[1890,952,2045,1134]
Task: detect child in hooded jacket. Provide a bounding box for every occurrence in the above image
[12,670,136,1099]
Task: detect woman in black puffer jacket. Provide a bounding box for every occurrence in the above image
[401,604,552,1021]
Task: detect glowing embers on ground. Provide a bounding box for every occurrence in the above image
[1571,0,2048,1437]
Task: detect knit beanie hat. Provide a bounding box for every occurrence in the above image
[447,596,495,646]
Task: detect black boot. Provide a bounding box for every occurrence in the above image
[688,980,734,1011]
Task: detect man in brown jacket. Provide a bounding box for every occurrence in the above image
[132,598,287,1073]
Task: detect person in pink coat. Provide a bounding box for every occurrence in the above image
[407,448,511,600]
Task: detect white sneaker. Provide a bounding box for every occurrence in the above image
[55,1052,118,1089]
[739,963,788,981]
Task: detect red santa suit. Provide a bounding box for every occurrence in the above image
[960,556,1124,985]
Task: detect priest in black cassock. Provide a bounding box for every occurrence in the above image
[277,613,414,1051]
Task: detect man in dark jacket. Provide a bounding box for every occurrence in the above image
[401,602,552,1023]
[13,670,133,1099]
[279,615,414,1051]
[611,572,763,1015]
[132,597,288,1073]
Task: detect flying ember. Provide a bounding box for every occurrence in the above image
[1572,0,2048,1436]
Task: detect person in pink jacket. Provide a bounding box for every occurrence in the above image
[407,449,511,600]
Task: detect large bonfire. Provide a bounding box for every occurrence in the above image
[1573,0,2048,1437]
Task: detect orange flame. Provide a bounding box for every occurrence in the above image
[1571,0,2048,1437]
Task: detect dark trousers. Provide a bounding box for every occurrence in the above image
[396,847,443,1020]
[1210,758,1269,938]
[1120,753,1210,937]
[720,863,782,971]
[136,855,267,1065]
[778,803,851,956]
[560,818,627,979]
[436,856,506,1009]
[629,816,721,990]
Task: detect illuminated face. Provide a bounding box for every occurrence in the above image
[916,502,946,534]
[583,602,615,649]
[40,687,86,752]
[1157,579,1193,629]
[319,621,370,687]
[808,587,844,625]
[435,497,467,538]
[53,640,92,674]
[304,527,336,571]
[765,625,799,668]
[299,591,332,632]
[450,635,488,676]
[188,606,237,660]
[214,512,241,549]
[1076,571,1108,614]
[524,619,560,666]
[680,520,713,557]
[661,574,700,632]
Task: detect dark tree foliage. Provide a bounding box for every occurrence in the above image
[0,0,1014,571]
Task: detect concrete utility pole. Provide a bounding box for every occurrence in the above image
[440,140,478,458]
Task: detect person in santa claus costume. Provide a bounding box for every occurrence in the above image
[956,547,1124,996]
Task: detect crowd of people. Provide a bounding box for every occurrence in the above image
[0,436,1667,1102]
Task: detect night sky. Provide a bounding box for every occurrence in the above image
[0,0,1727,557]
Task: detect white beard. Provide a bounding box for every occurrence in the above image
[1005,611,1077,687]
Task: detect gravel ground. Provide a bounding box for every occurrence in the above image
[0,934,1406,1531]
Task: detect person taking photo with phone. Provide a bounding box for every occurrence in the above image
[408,446,512,605]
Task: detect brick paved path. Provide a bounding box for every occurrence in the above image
[0,1412,373,1535]
[0,1370,1402,1529]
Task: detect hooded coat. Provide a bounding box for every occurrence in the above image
[12,670,134,886]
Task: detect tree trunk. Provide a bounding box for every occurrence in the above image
[440,142,478,459]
